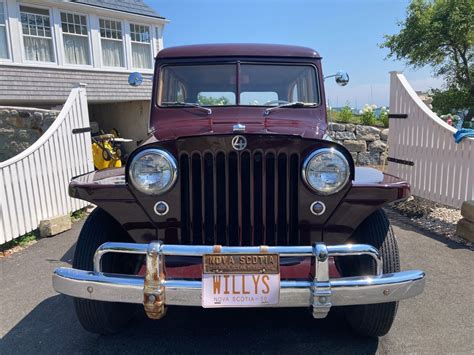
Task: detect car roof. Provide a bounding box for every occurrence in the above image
[156,44,321,59]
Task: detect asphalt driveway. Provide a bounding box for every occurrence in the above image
[1,214,473,354]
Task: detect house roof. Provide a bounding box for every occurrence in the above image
[69,0,165,19]
[157,44,321,59]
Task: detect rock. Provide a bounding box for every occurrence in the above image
[460,200,474,223]
[9,109,18,118]
[39,215,72,237]
[380,152,388,165]
[343,139,366,152]
[41,115,55,131]
[455,218,474,242]
[345,123,355,132]
[328,122,345,131]
[358,151,380,166]
[335,131,356,140]
[356,125,380,142]
[350,152,358,162]
[17,129,30,141]
[5,115,24,128]
[30,112,44,129]
[19,111,31,119]
[0,109,9,120]
[381,129,389,141]
[0,127,15,135]
[368,140,387,153]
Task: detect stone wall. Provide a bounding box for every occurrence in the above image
[327,122,389,166]
[0,107,59,162]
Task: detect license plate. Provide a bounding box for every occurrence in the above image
[202,253,280,308]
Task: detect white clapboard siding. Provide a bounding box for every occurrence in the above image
[0,84,94,245]
[387,72,474,208]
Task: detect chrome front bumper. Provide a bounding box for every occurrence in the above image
[53,242,425,319]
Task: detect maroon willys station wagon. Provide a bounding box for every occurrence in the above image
[52,44,425,337]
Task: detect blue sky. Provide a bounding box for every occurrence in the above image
[145,0,443,108]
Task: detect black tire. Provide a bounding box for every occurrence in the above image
[72,208,141,335]
[337,209,400,337]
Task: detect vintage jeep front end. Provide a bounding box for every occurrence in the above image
[53,44,425,337]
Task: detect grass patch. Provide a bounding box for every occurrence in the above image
[71,208,87,223]
[0,230,39,254]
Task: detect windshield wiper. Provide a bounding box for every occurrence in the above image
[161,101,212,115]
[264,102,317,116]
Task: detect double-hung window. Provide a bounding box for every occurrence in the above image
[0,2,8,59]
[61,12,90,65]
[130,23,152,69]
[99,19,124,67]
[20,6,54,62]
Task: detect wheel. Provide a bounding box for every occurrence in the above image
[72,208,142,334]
[336,209,400,337]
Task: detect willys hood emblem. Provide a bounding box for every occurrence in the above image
[231,135,247,151]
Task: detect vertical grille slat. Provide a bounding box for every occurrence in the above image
[215,152,227,245]
[253,152,263,245]
[241,152,251,246]
[179,154,190,244]
[289,154,300,245]
[191,154,203,245]
[265,153,276,245]
[180,147,299,246]
[277,153,288,245]
[228,152,239,245]
[203,153,214,244]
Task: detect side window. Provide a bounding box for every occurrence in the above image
[130,23,152,69]
[61,12,90,65]
[161,69,186,103]
[99,19,124,67]
[20,6,54,62]
[290,72,315,103]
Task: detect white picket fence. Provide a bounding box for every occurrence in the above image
[387,72,474,208]
[0,84,93,244]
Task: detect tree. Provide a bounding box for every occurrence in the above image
[197,95,230,106]
[381,0,474,105]
[430,87,471,114]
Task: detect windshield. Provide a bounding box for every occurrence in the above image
[158,63,319,107]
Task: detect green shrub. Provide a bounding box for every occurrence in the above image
[361,104,376,126]
[380,107,389,128]
[339,105,353,123]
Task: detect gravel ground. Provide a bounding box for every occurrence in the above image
[391,196,472,248]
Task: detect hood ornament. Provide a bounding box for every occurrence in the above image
[233,123,246,133]
[232,135,247,151]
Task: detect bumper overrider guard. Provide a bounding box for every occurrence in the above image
[53,242,425,319]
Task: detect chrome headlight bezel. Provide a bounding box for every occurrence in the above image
[129,149,178,195]
[302,148,350,195]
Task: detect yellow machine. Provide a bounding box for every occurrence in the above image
[92,134,122,170]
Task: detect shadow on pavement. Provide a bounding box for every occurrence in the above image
[0,295,378,354]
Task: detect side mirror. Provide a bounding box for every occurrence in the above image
[128,72,144,87]
[335,71,349,86]
[324,70,350,86]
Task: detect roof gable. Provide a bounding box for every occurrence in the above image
[70,0,164,19]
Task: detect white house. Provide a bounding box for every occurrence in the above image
[0,0,168,148]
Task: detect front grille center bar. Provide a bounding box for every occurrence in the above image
[93,242,383,319]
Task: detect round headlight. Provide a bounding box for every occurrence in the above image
[302,148,350,194]
[129,149,177,195]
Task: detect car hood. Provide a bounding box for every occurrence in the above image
[150,109,328,141]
